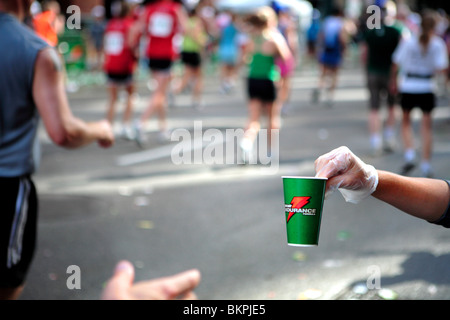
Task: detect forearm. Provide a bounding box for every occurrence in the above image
[59,116,110,149]
[34,48,113,149]
[390,63,398,83]
[373,170,450,222]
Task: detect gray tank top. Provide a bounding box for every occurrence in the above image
[0,13,49,177]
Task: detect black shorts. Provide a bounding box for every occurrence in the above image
[401,93,436,114]
[247,78,277,103]
[148,58,173,72]
[0,176,38,288]
[181,51,202,68]
[107,73,133,86]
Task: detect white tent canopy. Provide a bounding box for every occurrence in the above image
[215,0,269,13]
[215,0,313,29]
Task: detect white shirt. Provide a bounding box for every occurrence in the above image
[393,35,448,93]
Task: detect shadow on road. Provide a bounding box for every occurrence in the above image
[335,251,450,299]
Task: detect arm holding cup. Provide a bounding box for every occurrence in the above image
[314,146,450,226]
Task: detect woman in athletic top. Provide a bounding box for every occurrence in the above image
[103,2,139,140]
[132,0,188,145]
[392,10,448,178]
[172,4,208,109]
[240,6,292,163]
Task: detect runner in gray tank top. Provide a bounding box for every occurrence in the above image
[0,0,114,300]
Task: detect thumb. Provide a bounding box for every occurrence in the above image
[113,260,135,280]
[102,260,135,300]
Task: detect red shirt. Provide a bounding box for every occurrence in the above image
[144,1,181,60]
[103,17,136,74]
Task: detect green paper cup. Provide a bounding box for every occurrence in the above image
[282,176,327,247]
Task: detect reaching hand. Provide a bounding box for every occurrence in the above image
[101,261,201,300]
[96,120,115,148]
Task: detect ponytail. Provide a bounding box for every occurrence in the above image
[419,11,437,54]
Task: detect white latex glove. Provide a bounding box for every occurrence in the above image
[314,146,379,204]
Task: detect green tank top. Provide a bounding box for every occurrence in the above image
[182,17,203,53]
[248,35,280,82]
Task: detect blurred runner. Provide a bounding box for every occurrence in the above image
[132,0,188,146]
[273,2,298,121]
[216,11,241,94]
[312,6,347,107]
[240,6,292,163]
[197,0,220,75]
[392,11,448,178]
[89,5,107,71]
[103,1,140,140]
[172,3,207,109]
[33,0,64,47]
[306,9,321,64]
[0,0,114,300]
[360,1,402,156]
[443,25,450,97]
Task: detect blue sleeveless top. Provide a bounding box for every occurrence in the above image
[0,13,49,177]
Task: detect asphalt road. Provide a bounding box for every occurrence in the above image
[19,58,450,300]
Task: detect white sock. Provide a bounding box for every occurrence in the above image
[420,161,431,174]
[384,127,395,140]
[370,134,382,149]
[404,149,416,163]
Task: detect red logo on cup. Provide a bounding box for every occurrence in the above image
[286,196,311,222]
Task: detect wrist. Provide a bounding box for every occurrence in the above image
[339,165,379,204]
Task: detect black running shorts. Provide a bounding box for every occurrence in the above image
[0,176,38,288]
[181,51,202,68]
[148,58,173,72]
[247,78,277,103]
[400,93,436,114]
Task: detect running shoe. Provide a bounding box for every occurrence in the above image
[240,138,254,164]
[192,100,204,111]
[133,121,147,148]
[120,125,135,141]
[167,91,176,108]
[158,130,171,144]
[400,162,415,176]
[311,88,320,104]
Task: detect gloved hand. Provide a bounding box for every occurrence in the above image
[314,146,379,203]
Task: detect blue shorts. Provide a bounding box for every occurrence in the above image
[219,45,238,66]
[320,48,342,68]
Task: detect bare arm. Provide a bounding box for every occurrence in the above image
[33,48,114,149]
[129,8,147,48]
[315,146,450,224]
[175,5,189,35]
[389,63,399,95]
[373,171,450,223]
[285,21,299,59]
[272,29,292,62]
